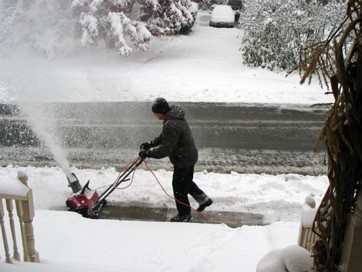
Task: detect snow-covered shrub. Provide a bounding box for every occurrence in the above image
[139,0,198,35]
[71,0,152,56]
[240,0,345,71]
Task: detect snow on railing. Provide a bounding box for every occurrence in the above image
[0,171,39,264]
[297,195,318,253]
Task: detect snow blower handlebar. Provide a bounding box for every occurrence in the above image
[91,157,144,214]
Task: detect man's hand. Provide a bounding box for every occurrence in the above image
[139,149,150,159]
[140,142,152,150]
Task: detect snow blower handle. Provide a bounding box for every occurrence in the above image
[135,156,145,167]
[139,142,152,159]
[139,140,156,151]
[91,156,145,215]
[138,149,150,159]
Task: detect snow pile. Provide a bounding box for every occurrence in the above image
[257,245,313,272]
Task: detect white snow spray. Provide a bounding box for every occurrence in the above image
[19,101,73,178]
[0,1,84,192]
[2,76,79,191]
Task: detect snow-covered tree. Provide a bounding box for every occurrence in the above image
[139,0,198,35]
[0,0,198,58]
[71,0,151,56]
[240,0,345,71]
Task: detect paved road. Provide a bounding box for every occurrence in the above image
[0,102,329,174]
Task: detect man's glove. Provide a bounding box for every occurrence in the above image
[140,142,152,150]
[139,149,150,159]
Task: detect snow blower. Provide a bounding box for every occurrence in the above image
[66,157,144,218]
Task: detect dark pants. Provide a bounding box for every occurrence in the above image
[172,166,205,216]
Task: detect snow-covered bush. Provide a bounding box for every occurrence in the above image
[240,0,345,71]
[139,0,198,35]
[71,0,151,56]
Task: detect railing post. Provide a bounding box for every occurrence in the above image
[16,172,29,261]
[21,190,39,263]
[15,199,29,261]
[298,196,317,252]
[6,199,21,261]
[17,171,40,263]
[0,199,12,264]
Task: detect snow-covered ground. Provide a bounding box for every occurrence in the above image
[0,12,333,105]
[0,11,331,272]
[0,165,327,272]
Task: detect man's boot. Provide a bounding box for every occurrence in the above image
[192,193,213,212]
[170,214,192,222]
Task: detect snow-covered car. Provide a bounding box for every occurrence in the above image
[209,5,235,28]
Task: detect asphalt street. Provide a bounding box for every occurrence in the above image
[0,102,330,174]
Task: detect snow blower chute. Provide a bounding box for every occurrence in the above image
[66,158,144,218]
[67,172,82,193]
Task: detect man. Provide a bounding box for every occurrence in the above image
[139,97,213,222]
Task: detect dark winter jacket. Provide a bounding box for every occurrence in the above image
[148,105,198,168]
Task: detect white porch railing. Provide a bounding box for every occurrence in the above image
[298,193,362,272]
[0,171,39,264]
[297,196,318,253]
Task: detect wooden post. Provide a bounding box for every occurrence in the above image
[15,200,29,261]
[298,196,318,252]
[0,199,12,264]
[21,189,39,262]
[6,199,21,261]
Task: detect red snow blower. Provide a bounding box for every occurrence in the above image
[66,157,144,218]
